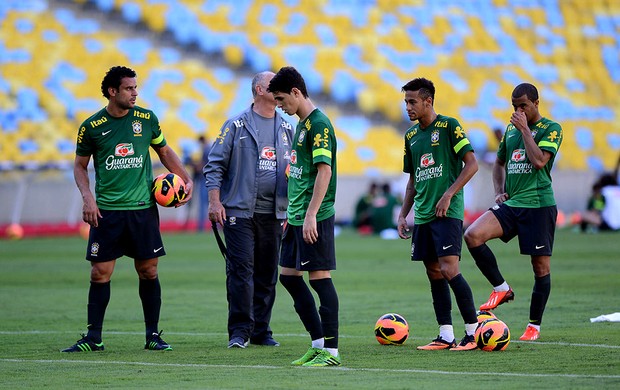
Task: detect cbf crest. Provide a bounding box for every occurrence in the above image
[132,120,143,135]
[298,129,306,144]
[90,242,100,257]
[431,130,440,144]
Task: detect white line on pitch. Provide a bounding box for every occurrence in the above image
[1,358,619,379]
[1,330,619,349]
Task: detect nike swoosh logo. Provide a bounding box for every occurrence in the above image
[301,260,310,266]
[508,134,515,138]
[240,136,248,140]
[154,247,163,253]
[535,245,545,249]
[410,140,418,146]
[442,245,453,250]
[324,336,335,340]
[102,130,112,136]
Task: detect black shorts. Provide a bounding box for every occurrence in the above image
[490,203,557,256]
[280,215,336,271]
[86,206,165,262]
[411,217,463,261]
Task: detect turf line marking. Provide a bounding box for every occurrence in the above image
[1,330,619,349]
[1,358,619,379]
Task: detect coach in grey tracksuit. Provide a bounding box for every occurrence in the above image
[204,72,293,348]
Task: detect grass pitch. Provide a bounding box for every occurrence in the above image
[1,228,619,389]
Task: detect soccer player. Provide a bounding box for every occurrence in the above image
[464,83,563,341]
[268,66,341,366]
[62,66,193,352]
[204,71,293,349]
[397,78,480,351]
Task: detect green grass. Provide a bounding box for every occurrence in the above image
[1,229,619,389]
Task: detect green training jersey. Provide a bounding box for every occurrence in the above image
[403,114,473,225]
[75,106,167,210]
[287,109,337,225]
[498,117,562,208]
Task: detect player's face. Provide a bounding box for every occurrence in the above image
[272,90,299,116]
[403,90,430,122]
[111,77,138,110]
[511,94,538,124]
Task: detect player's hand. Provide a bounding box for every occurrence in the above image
[435,193,452,218]
[397,216,411,239]
[208,200,226,226]
[82,197,101,227]
[176,179,193,207]
[510,111,528,133]
[495,192,509,204]
[303,215,318,244]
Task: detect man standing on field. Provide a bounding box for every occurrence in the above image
[464,83,563,341]
[63,65,192,352]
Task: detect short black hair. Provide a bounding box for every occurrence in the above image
[268,66,308,98]
[401,78,435,102]
[101,66,136,99]
[512,83,538,102]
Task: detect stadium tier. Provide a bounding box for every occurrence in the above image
[1,0,619,172]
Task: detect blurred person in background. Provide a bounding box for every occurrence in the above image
[187,135,211,231]
[464,83,563,341]
[205,71,292,349]
[579,155,620,232]
[352,182,378,234]
[397,77,480,351]
[63,65,193,353]
[269,66,341,367]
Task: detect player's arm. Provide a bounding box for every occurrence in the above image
[492,157,508,204]
[397,175,416,239]
[74,154,101,227]
[510,112,551,169]
[435,150,478,217]
[303,162,331,244]
[204,121,235,225]
[154,144,193,205]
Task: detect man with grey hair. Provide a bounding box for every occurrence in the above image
[204,72,293,348]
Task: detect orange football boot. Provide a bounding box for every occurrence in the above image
[417,336,456,350]
[479,288,514,311]
[519,325,540,341]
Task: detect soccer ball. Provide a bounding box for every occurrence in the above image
[475,319,510,351]
[374,313,409,345]
[476,310,497,326]
[152,173,187,207]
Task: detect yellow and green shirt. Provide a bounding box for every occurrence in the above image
[75,106,166,210]
[498,117,562,208]
[403,114,473,224]
[287,109,337,225]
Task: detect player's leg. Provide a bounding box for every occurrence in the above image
[279,225,323,364]
[303,217,339,365]
[128,207,171,350]
[465,206,515,310]
[518,205,556,340]
[417,259,457,350]
[437,255,477,351]
[223,217,255,348]
[250,213,282,346]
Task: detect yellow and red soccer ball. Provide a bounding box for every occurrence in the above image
[476,310,497,325]
[475,318,510,351]
[152,173,187,207]
[374,313,409,345]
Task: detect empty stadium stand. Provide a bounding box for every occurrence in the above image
[1,0,619,173]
